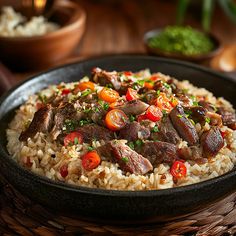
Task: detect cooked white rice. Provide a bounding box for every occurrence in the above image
[0,6,59,37]
[6,72,236,190]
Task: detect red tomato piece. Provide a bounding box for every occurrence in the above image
[105,109,128,131]
[170,161,187,179]
[137,114,148,122]
[144,81,154,89]
[60,164,68,178]
[64,132,83,147]
[145,105,163,122]
[154,92,173,112]
[82,151,101,171]
[126,88,139,101]
[61,89,71,96]
[99,88,120,103]
[124,71,133,76]
[74,81,95,93]
[150,75,159,81]
[220,130,227,139]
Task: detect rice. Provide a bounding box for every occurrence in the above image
[6,71,236,191]
[0,6,59,37]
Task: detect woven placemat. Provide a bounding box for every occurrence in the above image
[0,174,235,236]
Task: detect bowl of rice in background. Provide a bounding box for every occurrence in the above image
[0,55,235,223]
[0,0,86,71]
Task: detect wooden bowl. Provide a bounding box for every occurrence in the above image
[144,28,222,62]
[0,0,86,71]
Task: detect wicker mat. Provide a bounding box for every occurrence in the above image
[0,174,236,236]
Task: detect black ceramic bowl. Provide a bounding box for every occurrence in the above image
[0,56,235,224]
[144,28,222,62]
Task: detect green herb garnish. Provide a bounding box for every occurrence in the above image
[129,115,135,122]
[38,93,47,103]
[205,117,211,124]
[87,146,95,151]
[177,114,183,118]
[128,142,135,150]
[79,119,90,126]
[135,139,143,147]
[63,119,78,132]
[121,157,129,163]
[163,82,170,89]
[74,137,79,145]
[152,125,159,133]
[156,90,161,96]
[81,89,92,97]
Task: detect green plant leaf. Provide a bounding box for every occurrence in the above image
[218,0,236,24]
[202,0,215,32]
[176,0,191,25]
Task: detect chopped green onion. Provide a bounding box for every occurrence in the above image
[152,125,159,133]
[121,157,129,163]
[205,117,211,124]
[129,115,135,122]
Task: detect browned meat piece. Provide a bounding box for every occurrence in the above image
[217,107,236,129]
[112,100,149,115]
[184,106,207,124]
[77,124,114,143]
[119,121,150,141]
[198,101,216,112]
[178,146,205,162]
[142,90,157,103]
[91,67,121,90]
[51,103,83,140]
[200,127,224,157]
[206,112,222,126]
[137,141,178,166]
[150,116,181,144]
[19,104,53,141]
[110,140,153,175]
[96,140,153,174]
[170,105,199,145]
[176,93,192,107]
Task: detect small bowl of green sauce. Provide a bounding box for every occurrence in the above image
[144,26,222,61]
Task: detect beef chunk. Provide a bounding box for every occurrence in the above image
[170,105,199,145]
[198,101,216,112]
[184,106,207,124]
[51,102,82,140]
[119,121,150,141]
[217,107,236,129]
[91,67,121,90]
[112,100,149,116]
[77,124,114,143]
[150,116,181,144]
[137,141,178,166]
[178,146,205,162]
[110,140,153,175]
[19,104,53,141]
[200,127,224,157]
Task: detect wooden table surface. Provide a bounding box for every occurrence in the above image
[5,0,236,84]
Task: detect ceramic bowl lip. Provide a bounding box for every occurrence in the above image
[143,27,222,61]
[0,55,235,198]
[0,0,86,42]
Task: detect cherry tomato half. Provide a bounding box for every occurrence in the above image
[74,81,95,93]
[126,88,139,101]
[99,88,120,103]
[82,151,101,171]
[105,109,128,131]
[145,105,163,122]
[64,132,83,147]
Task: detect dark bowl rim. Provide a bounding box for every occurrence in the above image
[143,27,222,60]
[0,54,235,197]
[0,0,86,42]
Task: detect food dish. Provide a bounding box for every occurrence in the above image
[0,56,236,221]
[144,28,221,61]
[7,67,236,191]
[0,6,59,37]
[0,0,86,70]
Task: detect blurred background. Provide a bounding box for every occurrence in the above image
[0,0,236,90]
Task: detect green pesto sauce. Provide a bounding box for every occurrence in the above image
[148,26,214,56]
